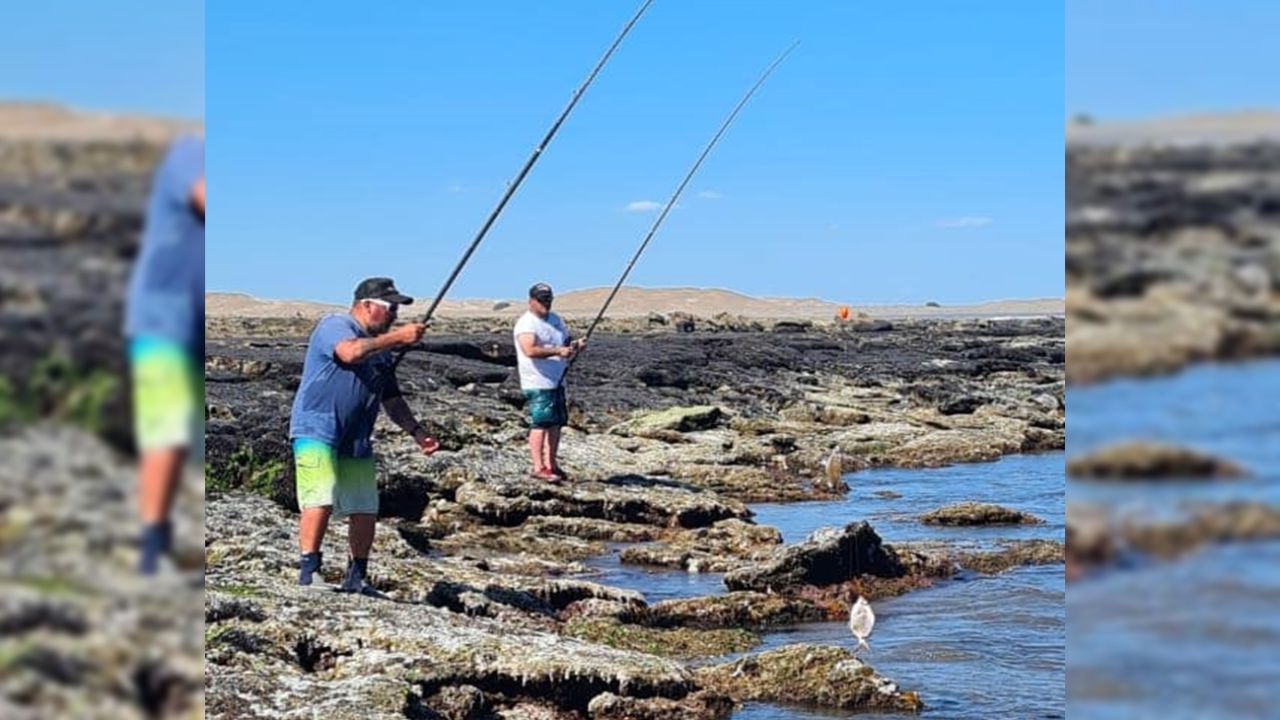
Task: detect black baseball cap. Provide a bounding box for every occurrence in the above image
[354,277,414,305]
[529,282,554,305]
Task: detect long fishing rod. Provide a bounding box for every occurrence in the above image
[562,40,799,380]
[391,0,654,371]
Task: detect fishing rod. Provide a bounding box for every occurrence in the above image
[561,40,799,380]
[391,0,654,371]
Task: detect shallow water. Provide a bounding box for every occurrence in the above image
[1067,359,1280,717]
[585,452,1066,718]
[753,452,1064,548]
[731,564,1065,719]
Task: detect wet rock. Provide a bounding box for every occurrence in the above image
[640,593,827,630]
[723,522,902,593]
[562,599,636,622]
[956,540,1065,574]
[1067,502,1280,580]
[618,519,781,573]
[562,617,760,660]
[610,406,726,438]
[587,690,733,720]
[454,477,750,529]
[424,684,489,720]
[433,525,606,563]
[1124,502,1280,559]
[888,426,1029,468]
[696,645,921,712]
[1066,503,1115,581]
[1067,442,1246,480]
[525,516,662,543]
[919,502,1043,526]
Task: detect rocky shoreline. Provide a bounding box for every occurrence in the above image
[205,314,1064,717]
[1066,138,1280,582]
[1066,141,1280,384]
[0,133,175,449]
[0,426,203,718]
[0,108,204,719]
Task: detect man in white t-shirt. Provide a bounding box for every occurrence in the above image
[513,282,585,481]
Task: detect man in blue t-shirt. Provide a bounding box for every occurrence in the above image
[288,277,439,594]
[123,135,204,575]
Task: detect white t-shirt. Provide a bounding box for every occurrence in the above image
[513,310,570,389]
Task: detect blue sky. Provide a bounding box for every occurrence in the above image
[1069,0,1280,120]
[0,1,203,118]
[206,2,1064,306]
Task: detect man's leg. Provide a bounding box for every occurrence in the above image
[139,448,184,523]
[546,426,562,474]
[348,514,375,559]
[130,338,196,575]
[337,456,379,593]
[547,388,568,477]
[137,447,184,574]
[299,506,332,554]
[294,439,338,585]
[528,428,547,472]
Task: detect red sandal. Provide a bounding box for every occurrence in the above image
[529,469,561,483]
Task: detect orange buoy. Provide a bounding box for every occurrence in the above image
[837,306,850,321]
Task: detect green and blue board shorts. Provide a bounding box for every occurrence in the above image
[292,438,378,517]
[129,338,203,452]
[524,386,567,428]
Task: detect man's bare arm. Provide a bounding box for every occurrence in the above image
[518,333,571,359]
[191,177,205,218]
[335,323,425,365]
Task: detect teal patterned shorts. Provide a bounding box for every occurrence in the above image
[524,387,567,428]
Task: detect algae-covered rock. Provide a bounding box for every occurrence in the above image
[1067,442,1246,480]
[956,540,1065,574]
[611,406,726,438]
[696,644,922,712]
[919,502,1043,526]
[454,477,750,529]
[562,617,760,660]
[587,690,733,720]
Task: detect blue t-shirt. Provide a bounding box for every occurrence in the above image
[124,135,205,353]
[288,314,401,458]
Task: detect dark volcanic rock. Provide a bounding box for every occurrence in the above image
[0,139,171,451]
[723,522,902,592]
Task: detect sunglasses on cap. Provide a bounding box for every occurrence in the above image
[364,298,398,312]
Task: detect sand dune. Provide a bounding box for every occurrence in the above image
[0,102,201,141]
[1067,110,1280,147]
[206,288,1062,321]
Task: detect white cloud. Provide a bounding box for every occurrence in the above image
[625,200,664,213]
[935,216,993,228]
[697,190,724,199]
